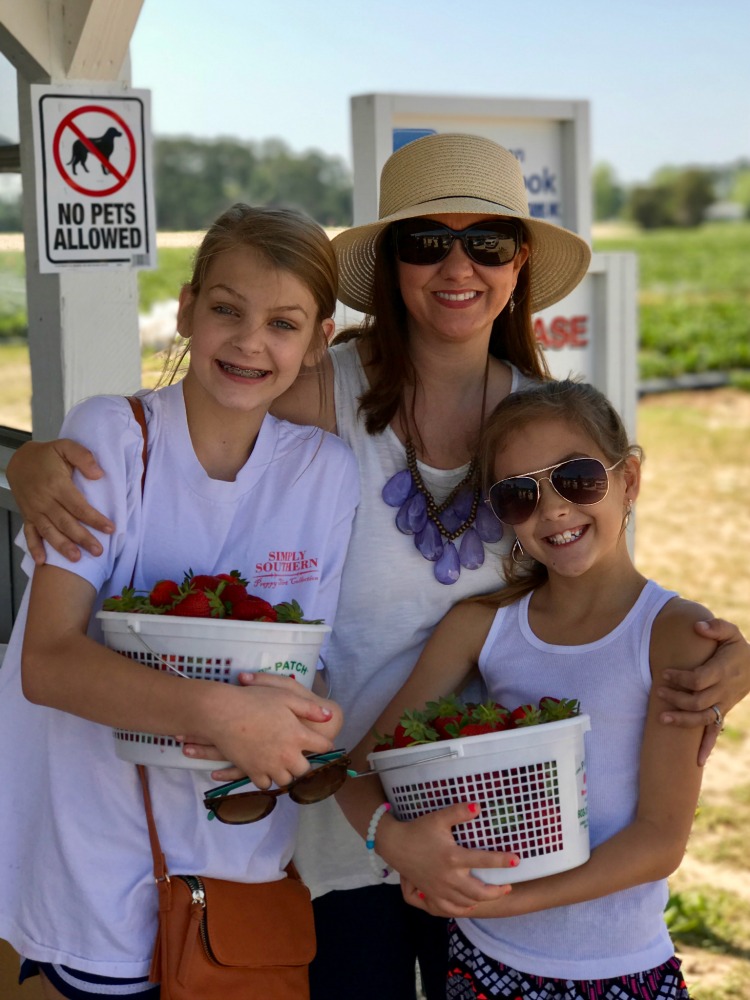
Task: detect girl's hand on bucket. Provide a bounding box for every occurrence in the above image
[182,673,342,787]
[377,802,516,917]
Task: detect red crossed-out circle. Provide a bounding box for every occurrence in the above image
[53,104,136,197]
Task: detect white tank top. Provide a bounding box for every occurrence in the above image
[457,579,678,980]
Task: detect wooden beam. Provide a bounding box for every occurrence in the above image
[65,0,145,80]
[0,0,55,79]
[0,0,144,82]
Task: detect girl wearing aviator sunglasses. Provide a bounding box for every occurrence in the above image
[338,380,714,1000]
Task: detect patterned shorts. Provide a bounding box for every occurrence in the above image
[447,924,691,1000]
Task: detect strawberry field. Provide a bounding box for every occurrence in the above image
[593,221,750,383]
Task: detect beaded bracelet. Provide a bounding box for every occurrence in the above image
[366,802,392,878]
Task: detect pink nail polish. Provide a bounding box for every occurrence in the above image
[467,803,479,815]
[509,856,520,868]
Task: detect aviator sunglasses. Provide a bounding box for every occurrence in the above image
[486,457,624,526]
[394,217,521,267]
[203,750,354,825]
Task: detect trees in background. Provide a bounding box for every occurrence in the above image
[593,162,626,222]
[0,198,21,232]
[1,137,745,232]
[594,161,717,229]
[153,136,352,230]
[0,135,353,232]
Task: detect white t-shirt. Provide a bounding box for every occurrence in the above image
[294,339,536,896]
[0,382,358,977]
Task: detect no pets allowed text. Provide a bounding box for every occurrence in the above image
[53,201,142,250]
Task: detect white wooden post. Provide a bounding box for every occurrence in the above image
[3,0,145,439]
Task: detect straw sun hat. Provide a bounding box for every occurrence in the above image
[333,133,591,315]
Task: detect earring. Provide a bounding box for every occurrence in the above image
[624,498,633,526]
[508,291,516,314]
[511,537,525,564]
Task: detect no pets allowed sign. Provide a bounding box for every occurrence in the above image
[31,84,157,272]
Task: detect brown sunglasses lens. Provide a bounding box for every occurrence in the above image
[211,794,276,825]
[288,762,349,805]
[208,759,350,824]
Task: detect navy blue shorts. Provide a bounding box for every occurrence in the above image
[20,959,160,998]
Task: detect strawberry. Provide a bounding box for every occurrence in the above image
[230,596,278,622]
[102,586,156,613]
[456,721,497,737]
[217,570,249,586]
[456,702,513,737]
[424,694,467,740]
[538,696,581,722]
[370,729,394,753]
[221,582,251,608]
[102,587,141,612]
[166,589,213,618]
[148,579,181,608]
[273,600,324,625]
[187,574,224,594]
[391,709,439,749]
[510,703,543,727]
[104,569,262,619]
[474,700,512,729]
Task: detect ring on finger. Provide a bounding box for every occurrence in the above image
[710,704,724,730]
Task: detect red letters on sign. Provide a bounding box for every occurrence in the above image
[534,315,589,350]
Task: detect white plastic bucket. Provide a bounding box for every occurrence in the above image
[367,715,591,884]
[96,611,330,769]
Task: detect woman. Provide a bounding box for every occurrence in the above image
[9,134,750,1000]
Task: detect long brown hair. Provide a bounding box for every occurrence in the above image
[160,204,337,386]
[342,222,551,436]
[473,379,642,609]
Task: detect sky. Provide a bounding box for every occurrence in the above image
[1,0,749,184]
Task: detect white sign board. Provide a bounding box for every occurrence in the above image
[351,93,591,238]
[534,253,638,437]
[31,84,156,272]
[348,93,638,438]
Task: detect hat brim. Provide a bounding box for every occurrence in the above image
[333,199,592,315]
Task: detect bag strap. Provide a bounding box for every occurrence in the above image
[126,396,148,494]
[137,764,169,883]
[127,395,298,889]
[123,396,167,884]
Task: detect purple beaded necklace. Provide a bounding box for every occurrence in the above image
[381,361,503,585]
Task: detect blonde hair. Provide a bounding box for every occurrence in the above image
[473,379,642,609]
[160,204,337,385]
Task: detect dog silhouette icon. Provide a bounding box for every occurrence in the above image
[67,127,123,176]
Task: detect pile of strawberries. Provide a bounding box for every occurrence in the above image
[372,694,580,751]
[102,569,322,624]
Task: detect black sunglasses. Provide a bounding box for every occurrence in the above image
[203,750,354,825]
[394,217,521,268]
[486,457,624,526]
